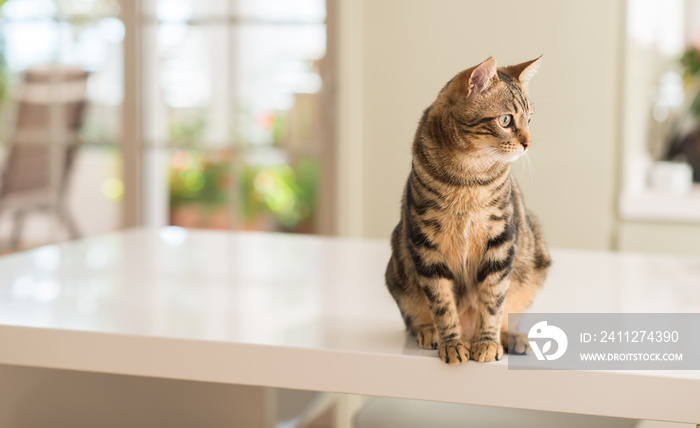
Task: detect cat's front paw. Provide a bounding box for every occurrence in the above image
[471,340,504,362]
[438,340,470,365]
[416,325,438,350]
[501,330,531,355]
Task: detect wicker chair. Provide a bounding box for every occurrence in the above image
[0,64,88,250]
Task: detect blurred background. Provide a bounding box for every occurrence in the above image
[1,2,700,427]
[0,0,699,256]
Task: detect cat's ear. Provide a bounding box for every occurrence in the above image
[506,55,542,88]
[467,57,498,97]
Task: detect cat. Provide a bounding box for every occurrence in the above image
[385,57,551,364]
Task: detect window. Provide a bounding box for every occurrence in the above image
[0,0,334,253]
[620,0,700,223]
[141,0,332,233]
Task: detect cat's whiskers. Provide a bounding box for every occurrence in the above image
[475,148,510,176]
[470,152,497,174]
[478,148,511,170]
[523,149,536,180]
[461,149,493,174]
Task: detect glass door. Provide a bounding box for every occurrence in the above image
[141,0,332,234]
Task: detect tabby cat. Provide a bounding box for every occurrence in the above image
[385,57,551,365]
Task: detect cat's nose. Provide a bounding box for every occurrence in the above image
[519,129,532,150]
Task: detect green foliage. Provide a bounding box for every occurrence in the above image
[680,47,700,121]
[690,89,700,122]
[680,48,700,83]
[168,150,319,232]
[270,110,288,145]
[237,157,319,230]
[169,151,230,209]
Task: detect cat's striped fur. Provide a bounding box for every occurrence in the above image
[385,57,551,364]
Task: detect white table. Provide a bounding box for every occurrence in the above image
[1,228,699,425]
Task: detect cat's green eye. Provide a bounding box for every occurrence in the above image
[528,116,532,125]
[498,115,512,128]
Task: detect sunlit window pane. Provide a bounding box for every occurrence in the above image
[235,0,326,22]
[151,0,330,233]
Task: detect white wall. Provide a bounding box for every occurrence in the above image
[339,0,624,250]
[619,222,700,255]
